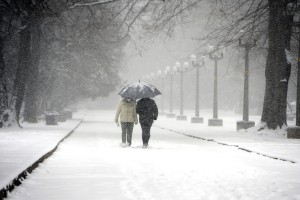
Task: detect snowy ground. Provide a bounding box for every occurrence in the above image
[3,110,300,200]
[156,110,300,163]
[0,114,83,191]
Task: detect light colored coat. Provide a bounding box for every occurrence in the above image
[115,99,138,124]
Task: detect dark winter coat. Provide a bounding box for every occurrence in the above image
[136,98,158,125]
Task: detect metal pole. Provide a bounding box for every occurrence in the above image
[180,72,184,115]
[297,33,300,126]
[161,78,164,113]
[170,74,173,113]
[213,59,218,119]
[243,47,250,121]
[195,65,200,117]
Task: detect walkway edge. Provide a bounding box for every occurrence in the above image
[0,120,83,200]
[155,125,297,164]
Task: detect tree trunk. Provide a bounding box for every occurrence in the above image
[0,15,9,124]
[261,0,288,129]
[23,18,41,123]
[10,21,32,126]
[0,36,8,116]
[297,34,300,126]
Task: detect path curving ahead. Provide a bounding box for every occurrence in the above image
[6,111,300,200]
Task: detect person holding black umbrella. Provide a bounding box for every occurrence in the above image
[115,98,138,147]
[136,98,158,148]
[117,81,161,148]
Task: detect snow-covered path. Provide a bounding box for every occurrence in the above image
[6,111,300,200]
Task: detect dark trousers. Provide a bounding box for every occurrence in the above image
[121,122,134,145]
[140,123,152,145]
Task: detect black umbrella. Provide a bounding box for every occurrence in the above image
[118,81,162,100]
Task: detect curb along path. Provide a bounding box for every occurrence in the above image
[155,125,297,164]
[0,120,83,200]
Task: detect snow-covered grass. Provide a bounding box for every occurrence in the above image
[0,112,84,190]
[156,109,300,163]
[3,110,300,200]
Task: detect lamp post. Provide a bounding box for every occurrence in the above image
[175,62,188,120]
[208,47,224,126]
[144,75,150,82]
[150,73,156,84]
[190,54,204,123]
[236,39,256,130]
[165,66,176,118]
[157,70,166,115]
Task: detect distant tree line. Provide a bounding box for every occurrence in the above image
[0,0,203,127]
[0,0,126,127]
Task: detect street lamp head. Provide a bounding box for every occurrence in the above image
[209,46,224,60]
[173,66,178,72]
[218,52,224,59]
[165,66,171,75]
[233,29,245,41]
[190,54,196,62]
[157,70,162,77]
[207,45,214,53]
[151,73,155,79]
[165,66,170,72]
[176,62,188,73]
[220,46,226,54]
[183,62,189,69]
[239,30,245,38]
[175,62,181,68]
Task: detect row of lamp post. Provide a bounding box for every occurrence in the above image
[143,41,256,130]
[145,54,208,124]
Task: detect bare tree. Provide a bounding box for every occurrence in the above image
[200,0,298,129]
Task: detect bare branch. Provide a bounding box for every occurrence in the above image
[69,0,120,9]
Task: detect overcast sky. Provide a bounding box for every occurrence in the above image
[121,2,211,83]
